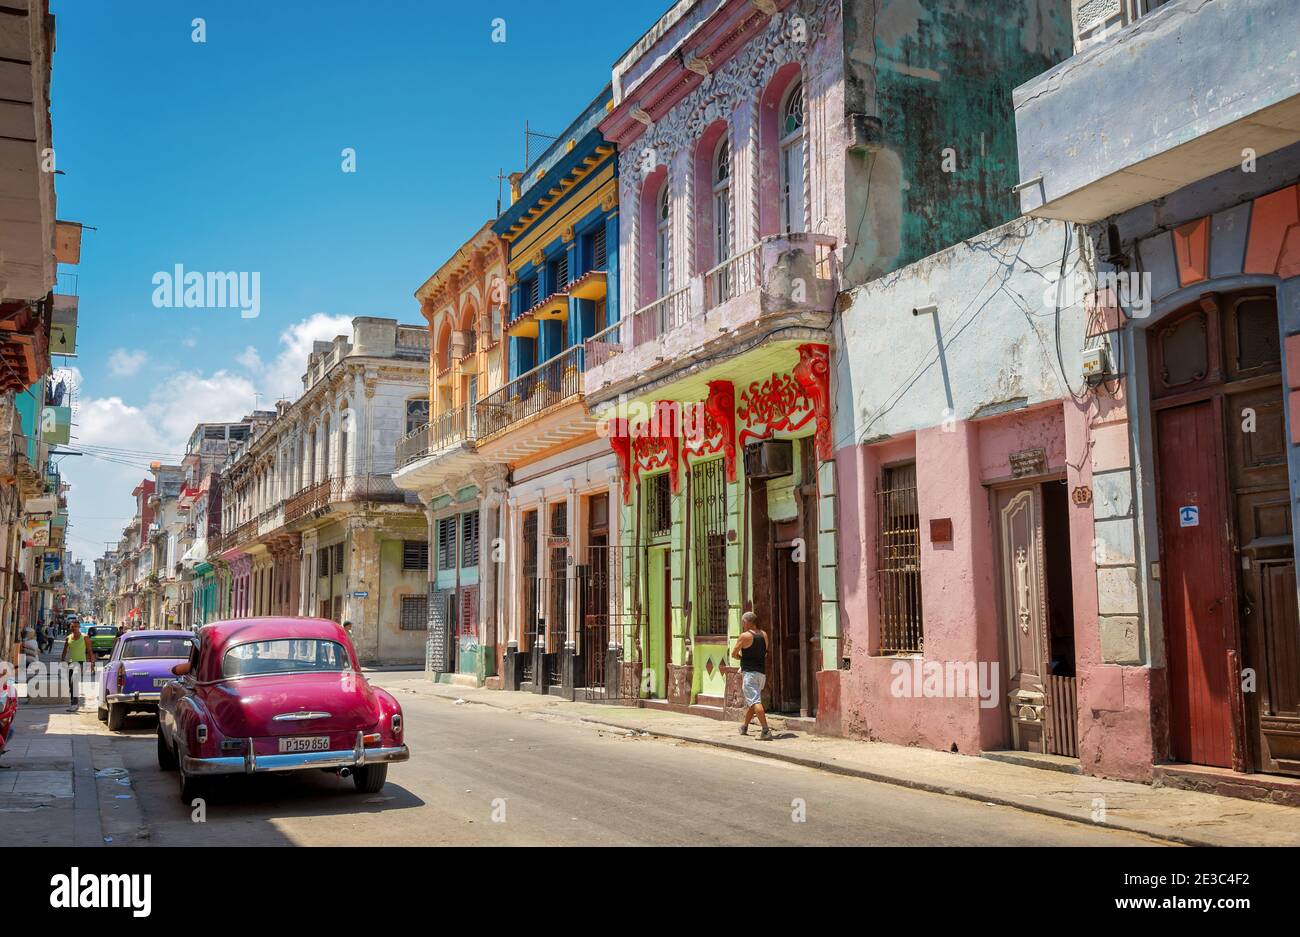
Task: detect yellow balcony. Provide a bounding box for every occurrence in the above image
[569,270,607,302]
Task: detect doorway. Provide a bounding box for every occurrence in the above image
[996,478,1077,756]
[647,546,671,699]
[1150,289,1298,774]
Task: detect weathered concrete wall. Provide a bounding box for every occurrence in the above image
[843,0,1073,283]
[834,215,1085,448]
[828,215,1162,777]
[1014,0,1300,218]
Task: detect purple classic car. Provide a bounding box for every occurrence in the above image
[98,630,195,731]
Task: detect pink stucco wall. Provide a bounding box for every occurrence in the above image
[827,401,1160,779]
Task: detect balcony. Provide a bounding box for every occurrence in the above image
[1012,0,1300,223]
[583,232,837,405]
[473,343,598,462]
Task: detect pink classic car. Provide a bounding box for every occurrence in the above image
[157,617,408,802]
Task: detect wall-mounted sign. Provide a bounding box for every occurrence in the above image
[1009,447,1047,478]
[352,591,369,598]
[1179,505,1200,528]
[929,518,953,544]
[41,406,71,445]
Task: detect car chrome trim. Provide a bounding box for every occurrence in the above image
[105,692,161,704]
[272,711,333,721]
[181,744,410,777]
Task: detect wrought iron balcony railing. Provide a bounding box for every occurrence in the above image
[476,344,584,439]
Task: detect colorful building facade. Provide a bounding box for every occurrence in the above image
[394,222,510,684]
[486,88,620,697]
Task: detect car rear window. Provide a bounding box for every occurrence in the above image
[221,639,349,678]
[91,627,116,637]
[122,637,194,660]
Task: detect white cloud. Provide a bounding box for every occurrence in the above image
[65,314,355,558]
[235,345,263,372]
[107,348,147,377]
[260,313,353,403]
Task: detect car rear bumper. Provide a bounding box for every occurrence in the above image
[181,731,409,777]
[106,692,160,705]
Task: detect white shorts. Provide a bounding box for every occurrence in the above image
[742,670,766,707]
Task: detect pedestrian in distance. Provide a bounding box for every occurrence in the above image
[731,610,773,740]
[58,619,94,712]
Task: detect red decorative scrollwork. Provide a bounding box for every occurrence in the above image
[736,370,814,448]
[792,342,832,461]
[704,380,737,482]
[608,419,632,505]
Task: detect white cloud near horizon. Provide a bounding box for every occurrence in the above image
[64,314,356,562]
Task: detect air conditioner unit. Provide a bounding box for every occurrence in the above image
[743,439,793,480]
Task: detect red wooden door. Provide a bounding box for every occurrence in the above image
[1157,399,1235,767]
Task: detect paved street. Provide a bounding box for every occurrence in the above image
[60,672,1158,847]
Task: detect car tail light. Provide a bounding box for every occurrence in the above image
[362,733,382,746]
[391,714,402,737]
[196,724,208,744]
[116,664,125,689]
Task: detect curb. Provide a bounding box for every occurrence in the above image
[418,685,1221,848]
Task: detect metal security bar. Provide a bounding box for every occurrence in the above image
[877,462,923,654]
[693,457,729,636]
[645,473,672,539]
[521,510,539,683]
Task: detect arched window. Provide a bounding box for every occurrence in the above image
[712,135,732,265]
[779,80,806,234]
[656,183,671,298]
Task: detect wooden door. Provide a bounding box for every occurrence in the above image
[1157,399,1236,768]
[1222,295,1300,772]
[996,486,1050,752]
[770,546,802,713]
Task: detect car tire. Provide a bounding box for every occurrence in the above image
[106,704,125,731]
[351,764,388,793]
[97,706,107,722]
[156,725,177,770]
[177,752,205,805]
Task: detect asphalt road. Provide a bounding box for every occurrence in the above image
[98,673,1162,846]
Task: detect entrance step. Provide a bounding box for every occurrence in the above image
[981,750,1082,775]
[1153,763,1300,807]
[432,672,480,689]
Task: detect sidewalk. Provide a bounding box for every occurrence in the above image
[2,637,149,847]
[383,675,1300,847]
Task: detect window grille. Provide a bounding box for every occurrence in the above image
[333,543,344,576]
[553,254,569,290]
[461,512,480,567]
[645,473,672,539]
[437,517,457,570]
[593,227,607,270]
[877,462,923,654]
[400,595,427,631]
[403,540,429,571]
[692,458,729,636]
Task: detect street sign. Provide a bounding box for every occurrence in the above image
[1178,505,1199,528]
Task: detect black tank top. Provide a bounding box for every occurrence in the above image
[740,630,766,672]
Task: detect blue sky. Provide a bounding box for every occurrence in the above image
[51,0,665,561]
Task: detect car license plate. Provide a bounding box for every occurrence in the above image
[279,736,330,753]
[153,678,169,687]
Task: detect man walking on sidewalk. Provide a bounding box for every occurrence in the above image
[58,619,94,712]
[731,611,772,740]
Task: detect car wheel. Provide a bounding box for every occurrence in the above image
[156,725,177,771]
[177,752,205,804]
[106,704,125,731]
[351,764,388,793]
[97,706,107,722]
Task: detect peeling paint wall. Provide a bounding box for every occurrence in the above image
[842,0,1073,284]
